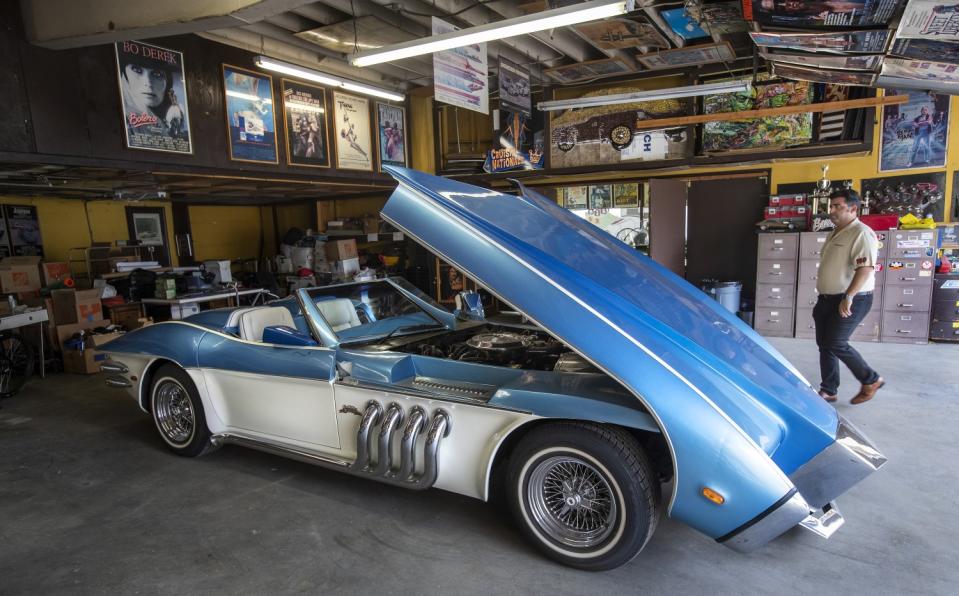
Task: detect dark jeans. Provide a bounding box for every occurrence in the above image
[813,293,880,395]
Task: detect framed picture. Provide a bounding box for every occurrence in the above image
[564,186,588,209]
[281,79,330,168]
[375,102,408,170]
[544,58,633,84]
[637,42,735,70]
[862,172,947,221]
[115,40,192,154]
[879,88,950,172]
[571,17,669,53]
[435,256,475,305]
[222,64,278,164]
[588,185,613,209]
[612,183,640,208]
[333,91,374,171]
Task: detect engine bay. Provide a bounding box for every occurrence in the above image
[389,325,598,373]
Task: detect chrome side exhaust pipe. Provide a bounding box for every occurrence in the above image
[350,401,382,472]
[373,403,404,476]
[395,407,427,481]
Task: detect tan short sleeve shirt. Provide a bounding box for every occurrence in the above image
[816,219,878,295]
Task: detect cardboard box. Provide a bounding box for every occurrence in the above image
[0,256,42,293]
[51,289,103,325]
[104,302,143,331]
[325,239,358,262]
[62,349,109,375]
[41,262,72,286]
[90,331,124,348]
[332,257,360,278]
[56,318,112,350]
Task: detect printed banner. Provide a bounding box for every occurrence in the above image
[498,58,531,115]
[223,65,278,163]
[282,80,329,168]
[484,110,543,173]
[333,91,373,171]
[742,0,903,28]
[433,17,489,114]
[115,41,191,154]
[376,102,408,170]
[896,1,959,41]
[879,89,949,172]
[881,57,959,82]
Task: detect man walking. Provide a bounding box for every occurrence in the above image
[813,189,884,404]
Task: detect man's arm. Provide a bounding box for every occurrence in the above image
[839,266,874,317]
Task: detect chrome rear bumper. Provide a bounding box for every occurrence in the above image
[720,417,885,553]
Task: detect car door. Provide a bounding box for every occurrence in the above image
[197,332,341,450]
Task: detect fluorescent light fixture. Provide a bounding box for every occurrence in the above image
[226,90,273,103]
[536,80,751,111]
[253,56,405,102]
[349,0,632,67]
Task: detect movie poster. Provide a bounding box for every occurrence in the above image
[223,65,278,163]
[702,75,813,152]
[115,41,191,154]
[879,89,949,172]
[588,185,613,210]
[742,0,903,28]
[282,80,329,168]
[375,102,407,170]
[433,17,488,114]
[550,84,688,168]
[564,186,588,209]
[612,183,640,208]
[498,58,531,115]
[333,92,373,171]
[896,1,959,41]
[862,172,947,221]
[891,38,959,63]
[749,30,890,53]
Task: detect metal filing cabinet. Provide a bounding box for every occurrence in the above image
[795,230,885,341]
[755,233,798,337]
[930,275,959,342]
[881,230,938,344]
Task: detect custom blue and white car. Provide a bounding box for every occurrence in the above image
[101,167,886,570]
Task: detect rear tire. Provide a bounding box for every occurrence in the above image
[149,363,214,457]
[506,422,660,571]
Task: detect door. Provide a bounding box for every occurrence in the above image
[648,178,687,276]
[125,206,171,266]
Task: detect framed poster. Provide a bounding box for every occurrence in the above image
[223,64,278,164]
[636,42,735,70]
[281,79,330,168]
[588,185,612,209]
[612,183,640,208]
[879,89,949,172]
[434,256,476,305]
[433,17,489,114]
[5,205,43,257]
[891,38,959,64]
[375,102,408,170]
[571,17,669,54]
[333,91,374,171]
[761,50,882,71]
[115,40,192,154]
[742,0,903,28]
[544,58,633,84]
[564,186,588,209]
[498,58,531,115]
[881,58,959,83]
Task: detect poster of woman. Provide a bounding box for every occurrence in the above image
[879,89,949,171]
[282,79,330,168]
[223,65,278,163]
[115,41,191,154]
[333,91,373,171]
[375,103,407,170]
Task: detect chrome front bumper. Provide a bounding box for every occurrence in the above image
[720,417,886,553]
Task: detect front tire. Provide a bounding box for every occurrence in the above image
[507,422,660,571]
[149,363,213,457]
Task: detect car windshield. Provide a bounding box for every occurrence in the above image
[306,280,447,343]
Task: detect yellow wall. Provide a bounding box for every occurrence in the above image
[188,205,262,261]
[0,195,178,265]
[275,203,313,240]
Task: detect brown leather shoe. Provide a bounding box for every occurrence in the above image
[818,389,837,403]
[851,377,885,405]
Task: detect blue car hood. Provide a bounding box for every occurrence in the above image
[381,167,838,473]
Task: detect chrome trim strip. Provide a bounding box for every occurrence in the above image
[100,362,129,374]
[720,490,811,554]
[105,375,132,388]
[211,433,352,469]
[798,502,845,539]
[790,417,887,509]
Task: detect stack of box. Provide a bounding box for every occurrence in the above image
[47,287,112,374]
[155,277,177,299]
[326,239,360,279]
[765,194,809,231]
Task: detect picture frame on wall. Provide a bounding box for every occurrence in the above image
[435,256,475,305]
[223,64,279,164]
[333,91,374,171]
[375,102,408,170]
[612,183,640,208]
[281,79,331,168]
[588,185,613,209]
[115,40,192,154]
[564,186,588,209]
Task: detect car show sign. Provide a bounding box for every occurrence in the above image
[433,17,489,114]
[115,41,192,154]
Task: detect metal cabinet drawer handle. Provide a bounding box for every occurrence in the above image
[772,247,784,251]
[770,272,783,276]
[767,319,780,323]
[898,303,913,308]
[901,277,916,281]
[896,329,912,334]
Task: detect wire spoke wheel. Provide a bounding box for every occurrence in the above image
[0,332,35,398]
[527,455,617,549]
[153,380,195,445]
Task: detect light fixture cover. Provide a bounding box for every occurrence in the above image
[253,56,405,102]
[536,80,751,111]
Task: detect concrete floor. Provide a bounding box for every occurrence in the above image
[0,338,956,595]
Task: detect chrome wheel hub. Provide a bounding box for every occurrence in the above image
[527,455,617,549]
[154,381,194,445]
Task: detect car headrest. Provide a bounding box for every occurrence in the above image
[238,307,296,342]
[316,298,361,332]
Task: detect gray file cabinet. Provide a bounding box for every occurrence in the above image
[755,233,798,337]
[881,230,937,344]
